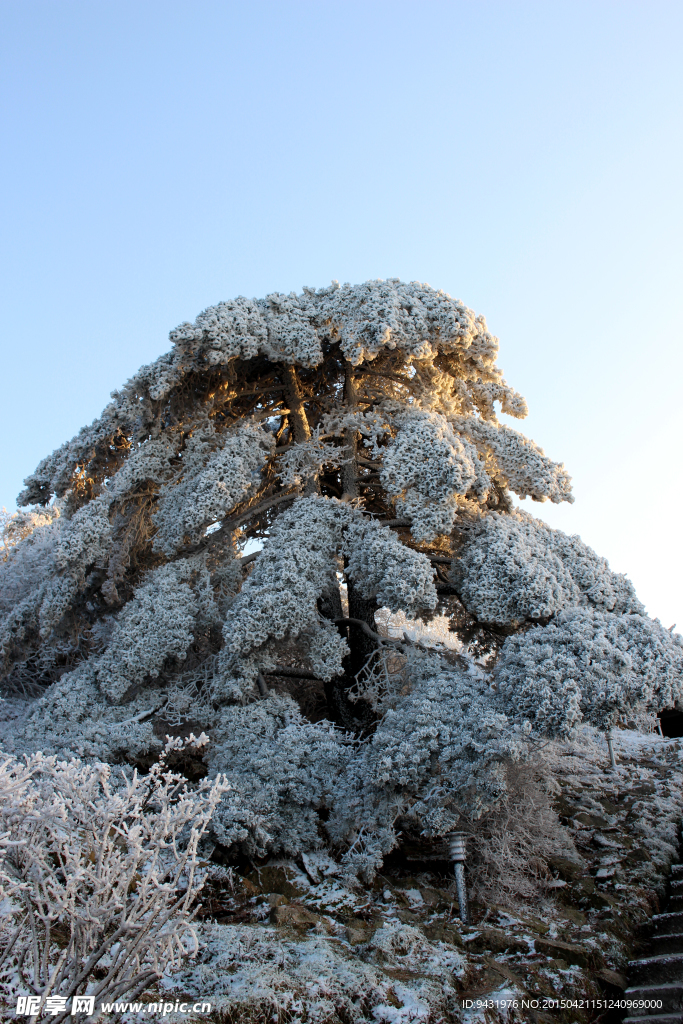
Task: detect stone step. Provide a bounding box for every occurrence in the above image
[652,914,683,937]
[672,865,683,878]
[623,1014,683,1024]
[672,881,683,893]
[624,983,683,1014]
[670,897,683,913]
[651,935,683,957]
[629,955,683,987]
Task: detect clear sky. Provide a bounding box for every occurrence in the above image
[2,1,682,629]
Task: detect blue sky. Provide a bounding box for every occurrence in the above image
[2,0,682,628]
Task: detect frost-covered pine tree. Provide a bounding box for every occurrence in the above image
[2,279,682,878]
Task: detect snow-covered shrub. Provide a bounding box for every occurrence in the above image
[322,405,395,456]
[344,518,437,615]
[15,559,219,756]
[171,290,323,368]
[104,433,178,499]
[495,607,683,736]
[316,278,497,371]
[169,295,269,368]
[0,497,113,678]
[452,511,642,625]
[220,497,351,663]
[1,504,60,558]
[166,919,463,1023]
[275,430,349,489]
[0,738,229,1017]
[303,616,350,682]
[0,509,61,615]
[53,495,112,574]
[207,693,350,857]
[16,662,161,762]
[327,651,529,880]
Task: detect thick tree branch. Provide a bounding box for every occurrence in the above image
[237,551,260,567]
[334,617,434,654]
[282,364,321,495]
[282,365,311,443]
[226,491,297,529]
[256,670,270,697]
[334,617,394,645]
[264,667,321,680]
[355,368,418,389]
[234,385,287,398]
[251,405,290,422]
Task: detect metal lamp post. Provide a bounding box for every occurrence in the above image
[447,831,469,925]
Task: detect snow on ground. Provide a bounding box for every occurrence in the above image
[112,726,683,1023]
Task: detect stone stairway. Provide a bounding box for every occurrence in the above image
[623,864,683,1024]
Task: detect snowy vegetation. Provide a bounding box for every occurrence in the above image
[1,279,682,1013]
[0,737,228,1020]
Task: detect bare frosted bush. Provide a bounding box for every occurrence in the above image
[459,758,579,906]
[0,738,229,1021]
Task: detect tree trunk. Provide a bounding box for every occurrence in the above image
[346,578,378,681]
[318,575,377,734]
[341,361,359,501]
